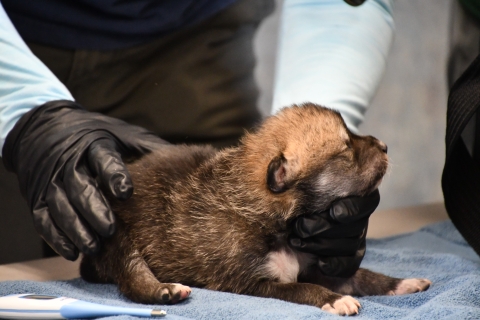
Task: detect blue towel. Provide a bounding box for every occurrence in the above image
[1,220,480,319]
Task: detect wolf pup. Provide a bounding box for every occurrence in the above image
[80,103,431,316]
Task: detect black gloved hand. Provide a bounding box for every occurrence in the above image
[289,189,380,277]
[2,100,168,261]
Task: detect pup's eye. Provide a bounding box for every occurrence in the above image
[345,140,352,149]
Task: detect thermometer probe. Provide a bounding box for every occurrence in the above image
[0,294,167,319]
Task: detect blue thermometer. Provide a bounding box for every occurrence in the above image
[0,294,167,319]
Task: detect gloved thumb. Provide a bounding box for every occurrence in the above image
[87,138,134,200]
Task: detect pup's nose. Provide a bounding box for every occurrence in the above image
[379,142,388,154]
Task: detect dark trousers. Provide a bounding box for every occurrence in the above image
[0,0,274,263]
[448,0,480,158]
[28,0,274,149]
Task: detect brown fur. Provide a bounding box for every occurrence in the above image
[80,103,430,315]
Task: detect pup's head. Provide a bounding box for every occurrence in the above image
[240,103,388,218]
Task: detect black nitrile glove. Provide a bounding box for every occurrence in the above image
[289,189,380,277]
[344,0,367,6]
[2,100,168,261]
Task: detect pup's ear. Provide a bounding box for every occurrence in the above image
[267,154,289,193]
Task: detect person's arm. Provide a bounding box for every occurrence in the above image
[0,3,74,154]
[274,0,394,277]
[0,3,168,261]
[273,0,394,132]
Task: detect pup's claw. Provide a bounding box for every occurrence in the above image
[158,283,192,304]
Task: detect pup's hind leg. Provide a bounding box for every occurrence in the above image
[113,251,192,304]
[251,280,360,316]
[80,245,191,304]
[80,254,113,283]
[300,267,431,296]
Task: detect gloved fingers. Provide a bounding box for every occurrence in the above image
[87,138,134,201]
[45,176,100,256]
[329,189,380,223]
[317,241,366,277]
[289,236,361,256]
[292,190,378,239]
[31,206,79,261]
[292,211,333,238]
[317,217,368,238]
[64,155,116,238]
[293,212,368,239]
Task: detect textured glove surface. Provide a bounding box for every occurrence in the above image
[3,100,168,261]
[289,189,380,277]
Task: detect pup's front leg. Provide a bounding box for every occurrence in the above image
[116,254,192,304]
[253,281,361,316]
[300,267,431,296]
[81,249,192,305]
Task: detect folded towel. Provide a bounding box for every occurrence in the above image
[1,220,479,319]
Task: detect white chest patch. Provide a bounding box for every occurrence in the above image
[264,249,300,283]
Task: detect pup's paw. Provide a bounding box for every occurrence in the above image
[159,283,192,304]
[389,278,431,295]
[321,295,361,316]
